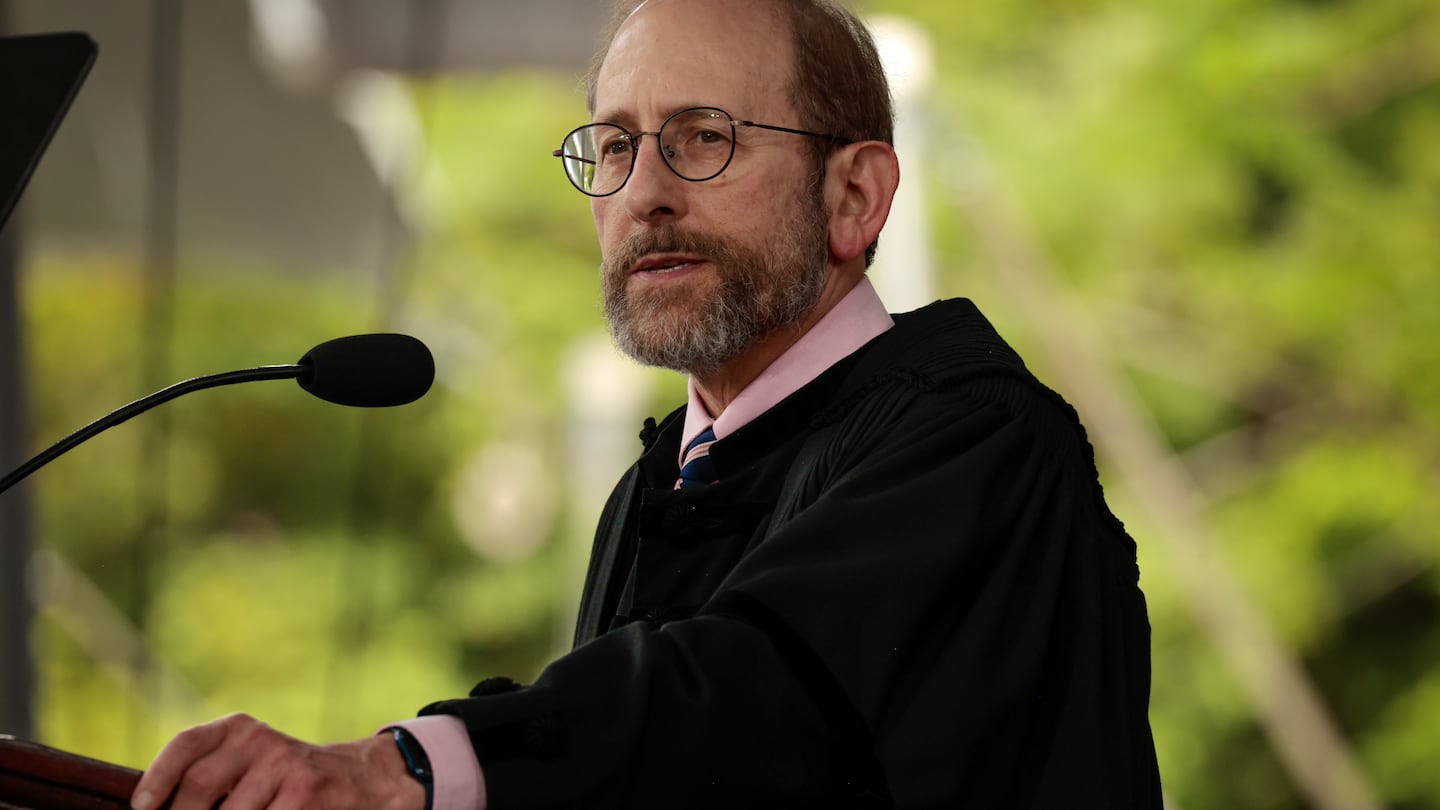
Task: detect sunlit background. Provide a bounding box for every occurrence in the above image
[1,1,1437,808]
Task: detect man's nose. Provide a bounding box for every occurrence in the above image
[622,136,686,223]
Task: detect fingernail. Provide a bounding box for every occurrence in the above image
[132,790,154,810]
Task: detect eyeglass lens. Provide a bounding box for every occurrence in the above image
[558,107,736,196]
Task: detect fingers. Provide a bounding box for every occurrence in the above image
[132,714,231,810]
[132,713,278,810]
[219,760,287,810]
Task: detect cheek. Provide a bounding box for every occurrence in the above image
[590,198,607,231]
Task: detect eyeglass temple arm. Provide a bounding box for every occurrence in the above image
[735,120,854,145]
[552,149,597,165]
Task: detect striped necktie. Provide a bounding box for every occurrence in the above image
[674,426,719,490]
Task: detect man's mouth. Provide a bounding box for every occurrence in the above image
[632,254,706,275]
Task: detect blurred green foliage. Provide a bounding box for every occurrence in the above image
[15,0,1440,807]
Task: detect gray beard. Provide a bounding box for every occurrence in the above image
[601,187,831,376]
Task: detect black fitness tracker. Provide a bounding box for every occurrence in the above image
[389,727,435,810]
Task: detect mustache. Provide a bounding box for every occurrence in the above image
[604,227,735,276]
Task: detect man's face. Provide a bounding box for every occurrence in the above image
[590,0,834,376]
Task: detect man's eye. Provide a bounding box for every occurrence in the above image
[602,138,633,155]
[694,129,729,145]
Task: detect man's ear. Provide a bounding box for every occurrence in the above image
[825,141,900,265]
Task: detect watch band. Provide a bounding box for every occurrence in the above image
[390,727,435,810]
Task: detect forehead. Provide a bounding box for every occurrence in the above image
[593,0,794,124]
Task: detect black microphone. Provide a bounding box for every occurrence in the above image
[0,333,434,495]
[297,333,434,407]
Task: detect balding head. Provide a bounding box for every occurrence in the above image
[588,0,893,146]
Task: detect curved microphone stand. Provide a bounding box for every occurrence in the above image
[0,364,302,496]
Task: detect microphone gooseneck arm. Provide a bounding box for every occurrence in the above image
[0,364,302,496]
[0,332,434,497]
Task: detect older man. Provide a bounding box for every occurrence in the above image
[133,1,1162,808]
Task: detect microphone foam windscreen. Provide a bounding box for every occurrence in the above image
[297,333,434,407]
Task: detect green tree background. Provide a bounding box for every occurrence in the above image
[13,0,1438,807]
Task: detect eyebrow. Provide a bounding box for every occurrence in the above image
[590,109,632,127]
[591,103,727,128]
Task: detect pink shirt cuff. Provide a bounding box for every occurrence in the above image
[382,716,486,810]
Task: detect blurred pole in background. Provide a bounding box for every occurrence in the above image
[868,15,935,313]
[0,0,37,734]
[128,0,182,758]
[0,225,35,741]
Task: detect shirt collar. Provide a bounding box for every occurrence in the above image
[679,276,894,465]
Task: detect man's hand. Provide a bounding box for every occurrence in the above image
[130,713,426,810]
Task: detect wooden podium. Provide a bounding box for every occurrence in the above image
[0,735,152,810]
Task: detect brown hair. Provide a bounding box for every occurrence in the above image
[585,1,894,264]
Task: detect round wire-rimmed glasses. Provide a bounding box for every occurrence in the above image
[552,106,852,197]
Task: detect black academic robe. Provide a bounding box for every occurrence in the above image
[421,298,1163,809]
